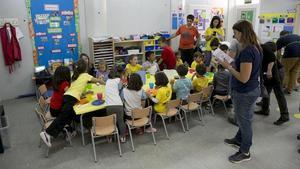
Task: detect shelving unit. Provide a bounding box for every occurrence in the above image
[89,38,114,68]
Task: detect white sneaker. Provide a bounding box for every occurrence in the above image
[40,131,52,147]
[145,127,157,133]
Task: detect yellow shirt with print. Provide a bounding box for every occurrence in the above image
[64,73,93,100]
[176,59,183,67]
[205,27,224,51]
[191,61,204,69]
[192,76,209,92]
[154,86,172,114]
[126,64,142,74]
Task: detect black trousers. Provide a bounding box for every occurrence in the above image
[46,95,78,138]
[179,48,194,66]
[261,78,289,118]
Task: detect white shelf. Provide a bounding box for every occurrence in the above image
[115,53,143,57]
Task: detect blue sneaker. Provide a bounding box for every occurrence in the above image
[229,151,251,163]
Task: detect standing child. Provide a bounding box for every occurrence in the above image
[170,64,192,104]
[158,37,176,70]
[146,72,172,114]
[192,64,210,92]
[125,55,142,75]
[40,59,104,147]
[96,59,109,82]
[105,69,127,142]
[191,51,205,69]
[50,66,71,117]
[142,51,159,75]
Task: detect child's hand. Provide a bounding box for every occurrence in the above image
[146,91,152,98]
[170,79,175,85]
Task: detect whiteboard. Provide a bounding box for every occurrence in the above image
[106,0,171,36]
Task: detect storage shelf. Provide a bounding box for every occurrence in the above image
[115,53,143,57]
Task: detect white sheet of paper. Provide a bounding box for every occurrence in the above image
[212,48,234,63]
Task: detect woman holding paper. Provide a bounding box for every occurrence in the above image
[219,20,262,163]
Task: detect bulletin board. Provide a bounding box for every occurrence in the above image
[258,12,296,43]
[26,0,80,67]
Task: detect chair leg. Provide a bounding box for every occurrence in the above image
[91,132,97,162]
[127,124,135,152]
[153,113,157,126]
[160,116,169,139]
[209,100,215,116]
[39,137,42,148]
[222,101,228,114]
[178,113,186,133]
[183,110,189,131]
[63,128,72,146]
[200,107,205,126]
[45,147,49,158]
[116,130,122,157]
[149,123,156,145]
[80,115,85,146]
[196,108,202,121]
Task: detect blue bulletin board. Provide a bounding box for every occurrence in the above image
[26,0,80,67]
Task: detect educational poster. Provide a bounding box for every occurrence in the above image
[172,13,178,30]
[258,12,296,42]
[26,0,80,67]
[210,7,225,21]
[193,9,207,31]
[241,10,254,24]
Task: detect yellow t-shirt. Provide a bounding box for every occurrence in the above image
[154,86,172,113]
[126,64,142,74]
[205,27,224,51]
[64,73,93,100]
[192,76,209,92]
[191,61,204,69]
[176,59,183,67]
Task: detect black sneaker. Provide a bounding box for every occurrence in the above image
[273,116,289,125]
[297,134,300,140]
[229,151,251,163]
[256,101,263,106]
[224,138,240,149]
[254,110,269,116]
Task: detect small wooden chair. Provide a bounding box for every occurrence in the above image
[38,97,55,122]
[200,85,215,116]
[90,114,122,162]
[212,95,231,114]
[154,99,185,139]
[38,84,51,103]
[126,106,156,152]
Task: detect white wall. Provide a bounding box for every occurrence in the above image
[260,0,299,13]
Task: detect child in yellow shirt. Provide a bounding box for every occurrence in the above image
[146,72,172,114]
[125,55,142,74]
[175,52,183,68]
[192,64,209,92]
[191,51,204,69]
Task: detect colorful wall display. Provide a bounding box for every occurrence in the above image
[26,0,80,67]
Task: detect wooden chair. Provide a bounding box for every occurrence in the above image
[154,99,185,139]
[212,95,231,114]
[35,104,72,157]
[90,114,122,162]
[200,85,215,116]
[180,93,204,130]
[126,106,156,152]
[38,84,51,103]
[38,97,55,122]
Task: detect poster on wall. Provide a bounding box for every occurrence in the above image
[26,0,80,67]
[241,10,254,24]
[193,9,207,31]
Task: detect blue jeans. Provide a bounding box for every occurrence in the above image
[231,87,260,153]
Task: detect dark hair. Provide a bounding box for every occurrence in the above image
[145,51,154,60]
[108,69,120,79]
[196,64,206,76]
[210,38,220,48]
[193,51,203,58]
[176,64,188,77]
[52,66,71,91]
[217,64,225,71]
[80,53,89,62]
[175,51,180,56]
[128,55,137,63]
[155,72,169,86]
[280,30,289,36]
[160,36,170,46]
[127,73,143,91]
[232,20,261,52]
[264,41,277,53]
[220,44,229,52]
[187,14,195,21]
[210,16,222,28]
[72,59,87,81]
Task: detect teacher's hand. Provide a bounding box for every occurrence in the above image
[219,59,231,70]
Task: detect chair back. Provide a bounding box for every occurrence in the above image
[34,104,47,127]
[92,114,116,133]
[201,85,213,100]
[166,99,181,109]
[131,106,152,119]
[188,92,202,103]
[38,96,48,114]
[38,84,48,97]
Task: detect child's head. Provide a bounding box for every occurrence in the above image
[108,69,120,79]
[160,37,169,47]
[128,55,138,66]
[176,64,188,77]
[72,59,87,81]
[193,51,204,63]
[98,59,107,72]
[127,73,143,91]
[80,53,90,65]
[210,38,220,50]
[175,51,181,59]
[219,44,229,53]
[53,66,71,91]
[154,71,169,87]
[196,64,206,76]
[145,51,155,62]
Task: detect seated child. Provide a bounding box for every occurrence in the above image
[146,72,172,114]
[192,64,210,92]
[142,51,159,75]
[175,51,183,68]
[191,51,204,69]
[170,64,192,104]
[158,37,176,70]
[212,64,231,96]
[96,59,109,81]
[126,55,142,74]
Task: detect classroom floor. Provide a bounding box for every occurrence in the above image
[0,91,300,169]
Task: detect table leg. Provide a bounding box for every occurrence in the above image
[80,114,85,146]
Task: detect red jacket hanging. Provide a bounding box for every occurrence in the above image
[0,23,22,73]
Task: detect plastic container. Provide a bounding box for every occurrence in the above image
[145,46,154,51]
[0,116,10,149]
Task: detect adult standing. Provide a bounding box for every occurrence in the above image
[220,20,261,163]
[276,30,300,94]
[255,42,289,125]
[80,53,96,77]
[168,14,200,66]
[204,16,225,68]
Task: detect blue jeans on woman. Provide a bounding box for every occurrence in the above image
[231,87,260,153]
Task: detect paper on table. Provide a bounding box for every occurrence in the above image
[163,69,178,80]
[212,48,234,63]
